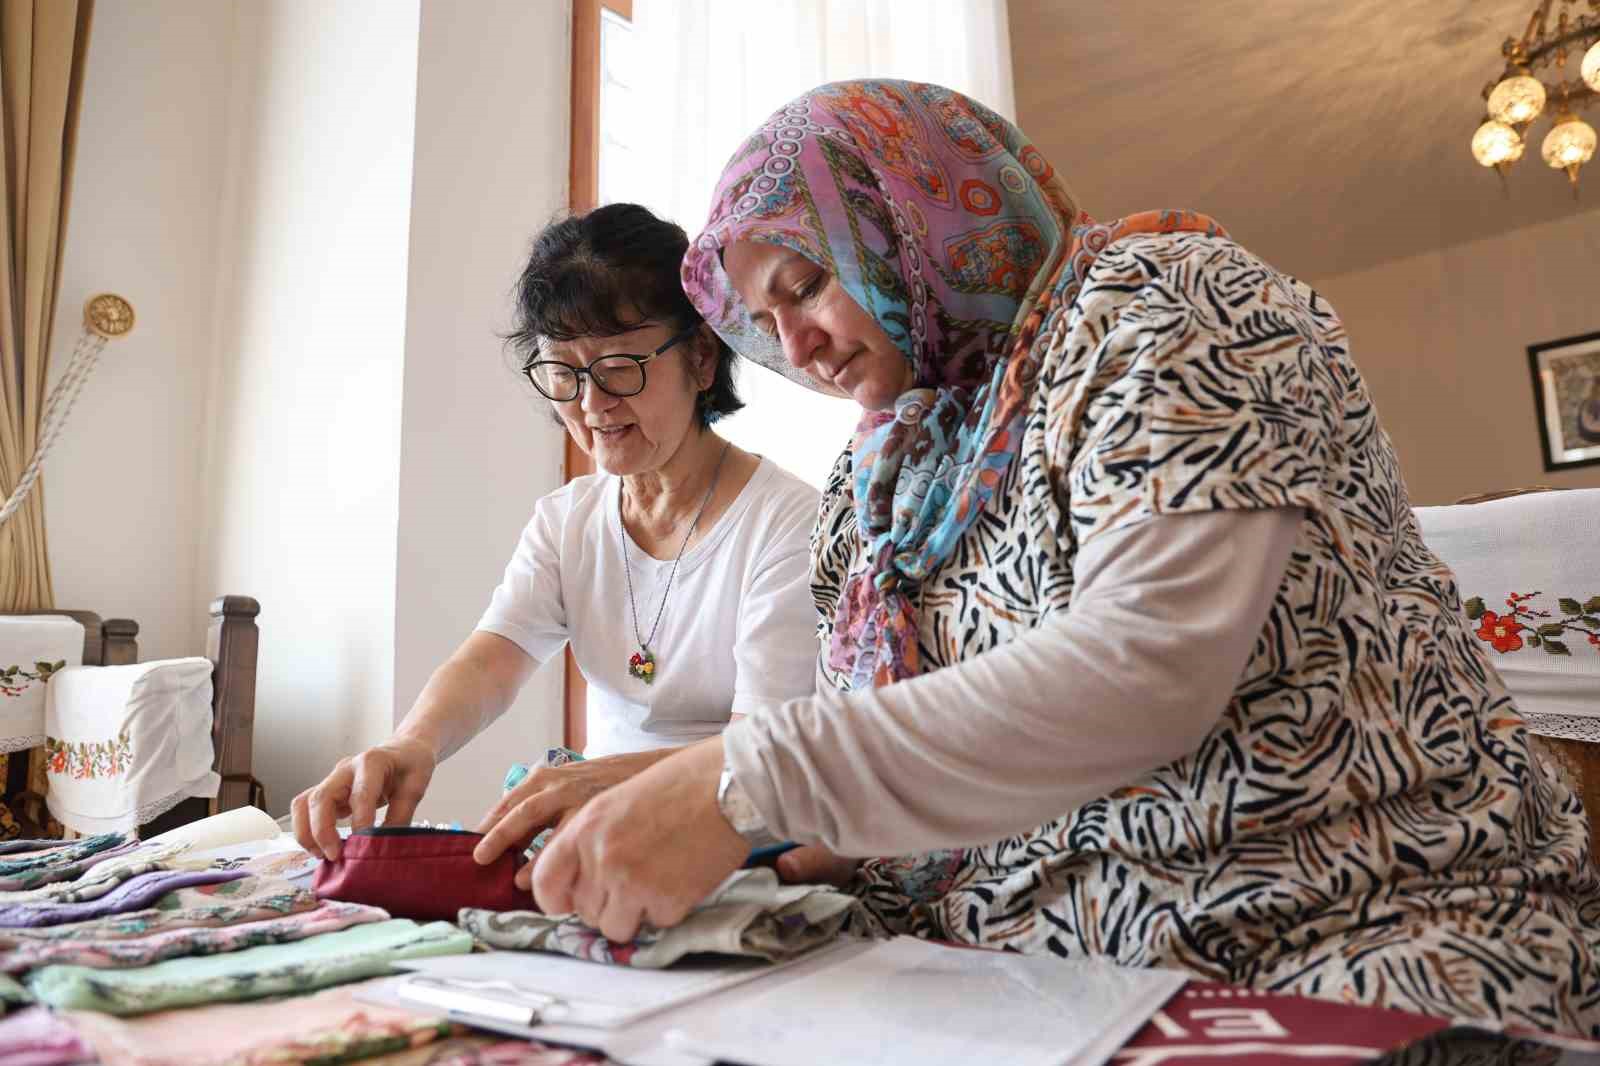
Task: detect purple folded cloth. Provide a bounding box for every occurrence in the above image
[0,868,246,928]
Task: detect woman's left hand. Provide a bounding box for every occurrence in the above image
[473,749,670,889]
[532,735,748,942]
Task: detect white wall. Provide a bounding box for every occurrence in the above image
[1312,207,1600,506]
[43,0,566,820]
[607,0,1016,489]
[198,0,421,813]
[45,0,234,660]
[395,0,571,822]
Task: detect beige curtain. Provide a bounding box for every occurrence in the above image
[0,0,94,611]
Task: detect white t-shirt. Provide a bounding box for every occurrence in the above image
[477,457,821,758]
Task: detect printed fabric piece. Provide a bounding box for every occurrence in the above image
[63,977,453,1066]
[0,840,89,857]
[0,869,246,929]
[0,843,187,905]
[231,848,319,883]
[0,833,127,891]
[27,917,473,1015]
[314,828,523,922]
[0,1005,93,1066]
[0,898,387,974]
[224,1018,458,1066]
[361,1035,605,1066]
[459,867,862,968]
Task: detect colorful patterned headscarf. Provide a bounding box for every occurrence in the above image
[683,80,1225,687]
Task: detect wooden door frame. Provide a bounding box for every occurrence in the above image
[563,0,632,750]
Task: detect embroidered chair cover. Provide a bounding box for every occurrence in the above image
[0,616,83,754]
[1414,488,1600,741]
[43,658,219,833]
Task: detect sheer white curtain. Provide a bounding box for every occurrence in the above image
[602,0,1016,487]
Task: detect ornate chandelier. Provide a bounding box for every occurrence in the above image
[1471,0,1600,192]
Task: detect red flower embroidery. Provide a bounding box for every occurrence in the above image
[1476,611,1526,653]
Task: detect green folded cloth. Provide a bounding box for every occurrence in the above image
[26,918,471,1015]
[0,971,31,1007]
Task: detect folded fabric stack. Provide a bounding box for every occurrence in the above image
[0,829,861,1066]
[0,831,487,1066]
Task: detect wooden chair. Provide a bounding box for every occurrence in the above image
[3,596,263,836]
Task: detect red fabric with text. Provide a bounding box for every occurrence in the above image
[1116,982,1600,1064]
[312,828,528,922]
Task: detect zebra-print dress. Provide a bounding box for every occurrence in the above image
[813,231,1600,1036]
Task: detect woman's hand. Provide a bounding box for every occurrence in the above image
[532,736,748,942]
[290,736,437,862]
[472,749,675,888]
[775,844,859,887]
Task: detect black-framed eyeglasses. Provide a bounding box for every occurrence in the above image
[523,324,698,402]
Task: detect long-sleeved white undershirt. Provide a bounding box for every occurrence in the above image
[723,507,1303,857]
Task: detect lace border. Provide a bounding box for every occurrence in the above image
[0,734,45,756]
[47,777,220,835]
[1523,713,1600,744]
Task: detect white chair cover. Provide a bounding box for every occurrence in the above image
[44,658,220,833]
[1414,489,1600,741]
[0,615,84,754]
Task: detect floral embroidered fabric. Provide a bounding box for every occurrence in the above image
[44,730,132,781]
[1467,591,1600,657]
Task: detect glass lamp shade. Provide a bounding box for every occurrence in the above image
[1582,40,1600,94]
[1488,74,1547,124]
[1542,114,1598,169]
[1471,119,1525,166]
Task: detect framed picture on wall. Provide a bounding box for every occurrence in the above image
[1528,330,1600,472]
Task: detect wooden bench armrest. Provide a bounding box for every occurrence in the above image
[208,596,261,814]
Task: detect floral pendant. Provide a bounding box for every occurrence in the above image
[628,647,656,684]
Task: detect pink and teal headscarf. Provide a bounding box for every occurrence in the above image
[683,80,1225,687]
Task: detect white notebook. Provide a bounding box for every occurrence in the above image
[365,937,1184,1066]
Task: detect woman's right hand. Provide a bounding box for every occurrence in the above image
[290,736,437,862]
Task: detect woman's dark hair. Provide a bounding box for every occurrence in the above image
[508,203,742,427]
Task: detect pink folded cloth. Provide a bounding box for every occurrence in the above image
[65,979,449,1066]
[0,1006,93,1066]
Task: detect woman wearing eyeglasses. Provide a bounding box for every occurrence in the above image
[292,204,820,882]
